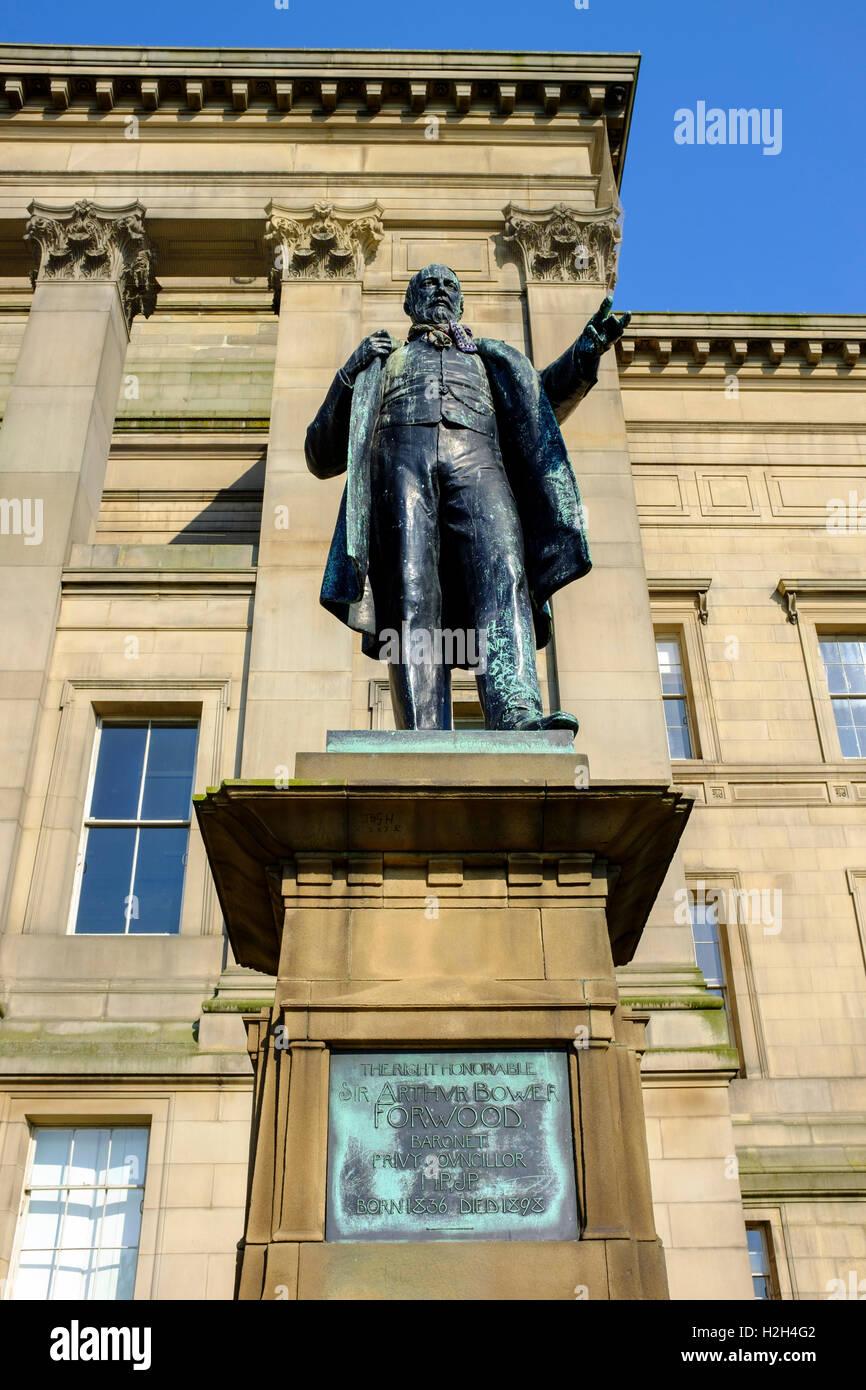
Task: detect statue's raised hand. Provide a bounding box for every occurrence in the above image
[341,330,393,385]
[576,296,631,360]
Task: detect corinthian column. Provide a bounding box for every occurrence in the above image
[240,201,384,778]
[0,199,158,932]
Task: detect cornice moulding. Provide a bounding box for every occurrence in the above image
[617,328,866,375]
[0,46,639,179]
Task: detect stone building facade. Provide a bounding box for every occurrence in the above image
[0,44,863,1300]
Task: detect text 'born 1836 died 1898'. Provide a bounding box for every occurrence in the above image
[326,1050,579,1242]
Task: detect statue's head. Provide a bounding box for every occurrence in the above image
[403,263,464,326]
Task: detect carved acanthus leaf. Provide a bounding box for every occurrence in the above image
[24,199,159,327]
[265,200,384,305]
[502,202,622,288]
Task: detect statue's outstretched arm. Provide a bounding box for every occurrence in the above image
[539,296,631,425]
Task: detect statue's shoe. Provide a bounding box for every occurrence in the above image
[508,711,579,735]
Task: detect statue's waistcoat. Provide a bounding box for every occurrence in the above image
[377,338,497,438]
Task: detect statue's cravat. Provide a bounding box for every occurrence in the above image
[407,320,478,353]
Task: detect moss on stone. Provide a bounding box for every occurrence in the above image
[201,998,274,1013]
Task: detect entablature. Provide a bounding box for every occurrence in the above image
[0,45,638,177]
[618,313,865,379]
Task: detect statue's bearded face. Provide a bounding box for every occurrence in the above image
[404,264,463,326]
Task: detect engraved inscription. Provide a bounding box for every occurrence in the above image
[326,1050,579,1242]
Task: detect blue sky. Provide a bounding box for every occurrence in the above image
[2,0,863,313]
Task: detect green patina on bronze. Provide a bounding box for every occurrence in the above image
[305,264,629,732]
[326,1049,579,1243]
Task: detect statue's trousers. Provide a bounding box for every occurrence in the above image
[368,419,545,730]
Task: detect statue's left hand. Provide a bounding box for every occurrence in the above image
[577,295,631,358]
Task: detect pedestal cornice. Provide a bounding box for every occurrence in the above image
[194,776,692,975]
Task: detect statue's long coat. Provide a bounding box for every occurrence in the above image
[305,334,598,658]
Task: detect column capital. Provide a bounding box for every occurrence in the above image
[502,201,622,289]
[264,199,384,309]
[24,199,159,329]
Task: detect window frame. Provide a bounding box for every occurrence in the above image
[685,874,768,1078]
[649,583,720,764]
[776,580,866,764]
[8,1123,150,1302]
[0,1095,170,1303]
[654,628,701,761]
[67,716,199,938]
[20,679,232,940]
[741,1206,795,1300]
[745,1219,783,1301]
[816,632,866,760]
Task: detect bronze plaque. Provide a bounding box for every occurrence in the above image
[326,1050,579,1242]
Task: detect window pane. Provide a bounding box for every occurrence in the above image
[11,1256,54,1300]
[106,1129,149,1187]
[92,1247,138,1301]
[52,1249,93,1300]
[746,1228,764,1255]
[747,1226,772,1300]
[62,1188,102,1251]
[657,639,686,695]
[100,1189,143,1249]
[141,725,197,821]
[833,703,866,758]
[696,942,723,985]
[129,827,188,934]
[20,1191,63,1251]
[75,828,136,934]
[30,1129,71,1188]
[69,1129,110,1187]
[819,639,839,665]
[821,637,866,703]
[89,725,147,820]
[665,698,692,758]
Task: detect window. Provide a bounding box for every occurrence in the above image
[10,1127,149,1300]
[819,636,866,757]
[687,887,743,1065]
[689,892,727,1004]
[72,720,198,935]
[746,1222,780,1300]
[656,636,695,758]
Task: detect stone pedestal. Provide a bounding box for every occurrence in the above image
[195,744,691,1300]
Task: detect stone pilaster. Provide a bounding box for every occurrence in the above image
[240,201,384,779]
[0,200,158,933]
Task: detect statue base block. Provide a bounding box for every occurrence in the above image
[194,753,693,1300]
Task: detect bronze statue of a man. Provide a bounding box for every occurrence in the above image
[305,264,628,731]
